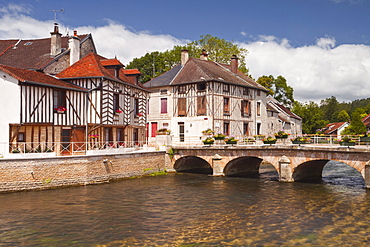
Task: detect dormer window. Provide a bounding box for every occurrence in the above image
[197,83,206,91]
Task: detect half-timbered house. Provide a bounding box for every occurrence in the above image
[57,53,149,148]
[145,50,270,145]
[0,64,88,157]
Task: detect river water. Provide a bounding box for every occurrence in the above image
[0,161,369,246]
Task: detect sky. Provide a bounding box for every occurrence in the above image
[0,0,369,103]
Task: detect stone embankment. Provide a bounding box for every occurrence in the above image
[0,151,166,193]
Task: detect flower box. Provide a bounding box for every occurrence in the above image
[225,141,237,145]
[275,135,288,139]
[263,140,277,144]
[340,142,355,146]
[214,136,225,140]
[360,136,370,142]
[203,141,214,145]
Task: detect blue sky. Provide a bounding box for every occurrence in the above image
[0,0,370,102]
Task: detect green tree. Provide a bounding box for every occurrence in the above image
[336,110,350,122]
[292,101,329,134]
[257,75,294,108]
[126,35,249,83]
[320,96,340,122]
[341,108,367,135]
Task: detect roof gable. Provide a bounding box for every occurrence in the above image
[0,64,86,91]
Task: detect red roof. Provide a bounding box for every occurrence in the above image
[0,64,86,91]
[323,122,348,135]
[0,35,89,70]
[57,53,147,90]
[362,114,370,127]
[123,69,141,75]
[100,58,124,67]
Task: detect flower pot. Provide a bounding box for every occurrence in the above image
[263,140,277,144]
[292,141,306,145]
[203,142,214,145]
[225,141,237,145]
[340,142,355,146]
[57,110,65,114]
[275,135,288,139]
[214,137,225,140]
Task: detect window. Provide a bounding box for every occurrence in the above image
[257,90,261,96]
[197,83,206,91]
[160,89,167,95]
[160,98,167,114]
[151,122,158,137]
[179,122,185,142]
[197,96,206,115]
[223,84,230,92]
[53,90,66,110]
[243,123,249,136]
[224,97,230,114]
[113,93,119,111]
[257,122,261,135]
[224,122,230,136]
[241,100,251,117]
[178,98,187,116]
[178,85,186,94]
[257,102,261,116]
[134,98,139,116]
[243,87,249,96]
[17,132,25,142]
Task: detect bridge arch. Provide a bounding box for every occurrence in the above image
[174,156,212,174]
[224,156,264,177]
[293,159,330,182]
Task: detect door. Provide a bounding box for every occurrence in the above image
[61,129,72,155]
[71,127,85,152]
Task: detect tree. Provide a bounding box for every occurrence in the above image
[336,110,350,122]
[126,35,249,83]
[257,75,294,108]
[342,108,367,135]
[320,96,340,122]
[292,101,329,134]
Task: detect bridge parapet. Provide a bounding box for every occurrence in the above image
[169,145,370,188]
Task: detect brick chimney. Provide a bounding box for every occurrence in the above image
[181,49,189,65]
[50,23,62,56]
[200,49,208,60]
[230,55,238,73]
[68,30,80,66]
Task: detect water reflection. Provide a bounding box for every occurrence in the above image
[0,162,368,246]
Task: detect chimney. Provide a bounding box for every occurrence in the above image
[230,55,238,73]
[68,30,80,66]
[200,49,208,60]
[50,23,62,56]
[181,49,189,65]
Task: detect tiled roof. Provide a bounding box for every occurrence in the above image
[323,122,348,135]
[123,69,141,75]
[270,100,302,120]
[0,34,89,70]
[362,114,370,127]
[145,58,266,91]
[100,58,124,67]
[57,53,148,90]
[0,64,86,91]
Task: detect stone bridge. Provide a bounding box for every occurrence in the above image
[169,145,370,188]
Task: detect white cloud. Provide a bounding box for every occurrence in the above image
[1,3,370,103]
[240,37,370,102]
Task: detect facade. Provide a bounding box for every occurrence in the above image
[0,32,148,158]
[323,122,349,136]
[266,96,302,136]
[145,50,277,145]
[0,24,96,75]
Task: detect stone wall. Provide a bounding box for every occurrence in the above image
[0,151,165,193]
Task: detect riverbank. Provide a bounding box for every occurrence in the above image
[0,150,166,193]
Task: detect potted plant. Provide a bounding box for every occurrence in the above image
[213,133,226,140]
[274,130,289,139]
[203,137,215,145]
[253,135,265,140]
[263,136,277,145]
[55,106,66,114]
[291,136,310,145]
[360,131,370,142]
[225,136,238,145]
[156,128,171,135]
[338,136,356,146]
[202,128,214,135]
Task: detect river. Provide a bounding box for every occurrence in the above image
[0,161,369,246]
